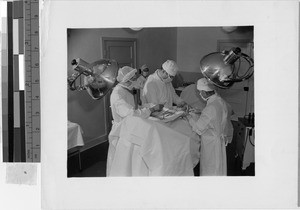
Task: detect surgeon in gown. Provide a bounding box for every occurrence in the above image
[106,66,163,176]
[142,60,200,169]
[142,60,187,109]
[187,78,234,176]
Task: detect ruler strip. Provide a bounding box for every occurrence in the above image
[24,0,40,162]
[7,1,14,162]
[20,90,26,162]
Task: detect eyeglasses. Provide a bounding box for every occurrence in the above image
[167,73,175,79]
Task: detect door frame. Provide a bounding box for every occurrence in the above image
[102,37,138,68]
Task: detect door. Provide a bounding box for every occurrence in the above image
[102,37,137,68]
[102,37,138,131]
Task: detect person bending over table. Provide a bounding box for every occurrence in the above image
[110,66,162,124]
[142,60,201,170]
[106,66,163,175]
[142,60,187,110]
[186,78,234,176]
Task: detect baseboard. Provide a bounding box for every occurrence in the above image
[67,140,109,177]
[80,136,108,153]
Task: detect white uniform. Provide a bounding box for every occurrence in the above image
[189,94,233,176]
[142,70,183,109]
[107,83,151,175]
[110,83,151,124]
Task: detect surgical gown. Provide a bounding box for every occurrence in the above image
[142,70,183,109]
[189,94,233,176]
[107,84,151,175]
[110,84,150,124]
[142,70,200,168]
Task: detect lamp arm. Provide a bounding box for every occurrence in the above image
[67,72,87,91]
[229,53,254,82]
[240,53,254,80]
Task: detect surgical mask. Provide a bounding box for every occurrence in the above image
[159,70,173,83]
[120,80,140,91]
[131,80,142,89]
[162,77,172,83]
[127,83,135,90]
[162,73,174,83]
[199,91,209,101]
[142,71,149,78]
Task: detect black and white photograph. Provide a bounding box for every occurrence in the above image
[67,26,255,178]
[0,1,297,210]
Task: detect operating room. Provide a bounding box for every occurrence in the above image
[67,26,254,177]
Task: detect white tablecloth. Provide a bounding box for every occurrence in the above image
[163,117,200,167]
[107,116,200,176]
[68,121,84,150]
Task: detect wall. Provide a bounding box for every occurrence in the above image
[138,27,177,73]
[176,26,254,82]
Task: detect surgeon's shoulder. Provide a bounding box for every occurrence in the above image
[144,75,155,86]
[111,85,126,98]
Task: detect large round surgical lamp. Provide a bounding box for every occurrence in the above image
[67,58,119,100]
[200,47,254,89]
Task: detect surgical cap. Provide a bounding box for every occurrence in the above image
[197,78,215,91]
[140,64,149,72]
[116,66,137,83]
[162,60,178,76]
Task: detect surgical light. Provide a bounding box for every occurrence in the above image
[200,47,254,89]
[67,58,119,100]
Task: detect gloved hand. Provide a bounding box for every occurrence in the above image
[177,101,186,108]
[188,112,200,121]
[149,104,164,113]
[177,101,190,113]
[186,114,197,131]
[189,108,202,114]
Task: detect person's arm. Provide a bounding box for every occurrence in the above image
[170,85,184,106]
[113,93,151,119]
[188,106,214,135]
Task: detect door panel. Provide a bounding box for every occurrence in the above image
[103,38,137,68]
